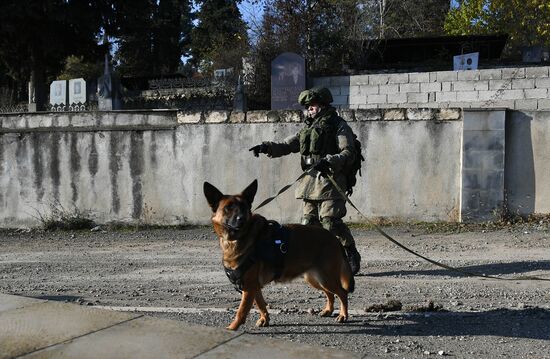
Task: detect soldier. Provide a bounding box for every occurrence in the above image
[249,87,362,275]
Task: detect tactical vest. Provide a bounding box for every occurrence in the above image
[299,113,339,160]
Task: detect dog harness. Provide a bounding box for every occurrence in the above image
[223,220,289,293]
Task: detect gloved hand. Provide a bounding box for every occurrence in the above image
[249,143,268,157]
[313,158,332,175]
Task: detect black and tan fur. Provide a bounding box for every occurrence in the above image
[204,179,354,330]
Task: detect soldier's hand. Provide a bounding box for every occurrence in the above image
[249,143,268,157]
[313,158,332,175]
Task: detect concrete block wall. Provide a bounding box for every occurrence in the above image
[505,110,550,216]
[461,110,506,222]
[2,108,549,227]
[311,66,550,111]
[0,109,462,227]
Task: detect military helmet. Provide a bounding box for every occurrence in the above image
[298,87,333,106]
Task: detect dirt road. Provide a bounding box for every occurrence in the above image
[1,224,549,358]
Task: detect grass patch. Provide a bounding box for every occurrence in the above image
[103,221,196,231]
[348,213,550,234]
[39,208,96,231]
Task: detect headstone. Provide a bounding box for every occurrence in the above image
[453,52,479,71]
[49,80,68,108]
[97,53,122,110]
[233,75,247,112]
[28,81,36,112]
[271,52,306,110]
[69,78,86,106]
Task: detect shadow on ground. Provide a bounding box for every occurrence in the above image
[33,295,82,302]
[247,308,550,340]
[365,260,550,278]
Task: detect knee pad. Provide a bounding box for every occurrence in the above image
[301,215,319,226]
[321,217,341,232]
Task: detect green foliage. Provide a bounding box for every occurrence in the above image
[445,0,550,56]
[381,0,450,38]
[190,0,250,73]
[0,0,105,107]
[114,0,193,77]
[58,56,103,81]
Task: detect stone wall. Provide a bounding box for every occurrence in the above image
[461,110,506,221]
[505,110,550,216]
[311,66,550,111]
[1,108,548,228]
[0,109,462,227]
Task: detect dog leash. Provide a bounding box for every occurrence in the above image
[251,168,550,282]
[324,173,550,282]
[253,171,309,212]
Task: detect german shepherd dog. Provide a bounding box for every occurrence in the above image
[204,179,354,330]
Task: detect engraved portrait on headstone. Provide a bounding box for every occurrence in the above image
[69,78,87,105]
[271,52,306,110]
[49,80,67,106]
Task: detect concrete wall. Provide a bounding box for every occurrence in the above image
[311,66,550,111]
[0,109,462,227]
[505,111,550,216]
[461,110,506,221]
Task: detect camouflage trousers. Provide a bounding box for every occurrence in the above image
[301,199,356,247]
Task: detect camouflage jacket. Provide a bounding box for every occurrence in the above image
[264,107,355,200]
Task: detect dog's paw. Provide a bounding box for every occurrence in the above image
[335,314,348,323]
[256,317,269,327]
[226,322,240,330]
[319,309,333,317]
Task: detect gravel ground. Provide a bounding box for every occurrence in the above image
[0,224,549,358]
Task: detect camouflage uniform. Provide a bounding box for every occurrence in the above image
[250,87,361,274]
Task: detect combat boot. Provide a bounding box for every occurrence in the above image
[345,244,361,275]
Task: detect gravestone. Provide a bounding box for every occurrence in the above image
[271,52,305,110]
[97,53,121,110]
[28,81,36,112]
[233,75,247,112]
[49,80,68,110]
[69,78,86,109]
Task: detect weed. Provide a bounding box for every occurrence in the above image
[38,204,96,231]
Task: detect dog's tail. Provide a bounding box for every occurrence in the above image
[340,248,355,293]
[343,272,355,293]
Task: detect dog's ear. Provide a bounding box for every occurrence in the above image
[241,179,258,207]
[204,182,224,212]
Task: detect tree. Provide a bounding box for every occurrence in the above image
[251,0,359,72]
[444,0,550,56]
[190,0,250,73]
[57,56,103,81]
[244,0,360,108]
[113,0,193,77]
[113,0,157,76]
[0,0,104,109]
[382,0,450,38]
[153,0,193,74]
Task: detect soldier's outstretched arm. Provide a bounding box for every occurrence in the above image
[262,134,300,158]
